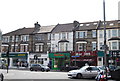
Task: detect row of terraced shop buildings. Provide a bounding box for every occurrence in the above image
[0,20,120,70]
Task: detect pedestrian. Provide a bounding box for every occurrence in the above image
[17,62,20,68]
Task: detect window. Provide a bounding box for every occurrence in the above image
[119,42,120,50]
[112,29,117,37]
[112,42,117,50]
[20,44,28,52]
[76,32,79,38]
[99,30,103,38]
[2,36,10,42]
[100,42,103,50]
[109,23,114,26]
[62,32,66,40]
[92,42,96,51]
[77,43,86,51]
[35,43,44,52]
[79,31,87,38]
[60,43,64,51]
[67,32,69,39]
[35,45,39,52]
[21,35,29,41]
[86,24,89,26]
[59,33,61,40]
[59,43,69,51]
[92,30,96,38]
[12,36,15,42]
[48,34,51,40]
[15,36,19,42]
[52,44,55,52]
[51,34,55,40]
[118,29,120,37]
[108,30,111,38]
[66,43,68,51]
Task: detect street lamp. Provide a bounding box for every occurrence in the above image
[103,0,108,80]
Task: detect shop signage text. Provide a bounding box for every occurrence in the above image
[72,51,97,57]
[54,54,64,56]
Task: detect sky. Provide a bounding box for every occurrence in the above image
[0,0,120,34]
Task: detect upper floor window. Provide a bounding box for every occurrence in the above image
[76,32,79,38]
[2,36,10,42]
[51,34,55,40]
[92,30,96,38]
[112,29,117,37]
[48,33,51,40]
[62,32,66,40]
[99,30,103,38]
[12,36,15,42]
[108,30,111,38]
[118,29,120,37]
[79,31,87,38]
[21,35,29,42]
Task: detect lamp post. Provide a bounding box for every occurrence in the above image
[6,44,10,73]
[103,0,108,80]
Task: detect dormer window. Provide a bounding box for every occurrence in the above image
[86,24,90,26]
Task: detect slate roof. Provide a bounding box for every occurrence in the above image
[76,21,100,31]
[51,23,74,33]
[37,25,55,33]
[3,27,34,36]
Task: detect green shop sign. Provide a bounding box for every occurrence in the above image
[1,52,28,58]
[49,53,70,58]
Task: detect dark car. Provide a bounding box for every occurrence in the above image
[30,64,50,72]
[110,66,120,81]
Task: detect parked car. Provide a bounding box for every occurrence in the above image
[30,64,50,72]
[67,66,100,79]
[110,66,120,81]
[60,66,79,72]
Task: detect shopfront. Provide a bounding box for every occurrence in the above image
[71,51,97,67]
[1,52,29,68]
[109,50,120,66]
[49,52,70,70]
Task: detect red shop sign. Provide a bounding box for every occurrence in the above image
[72,51,97,56]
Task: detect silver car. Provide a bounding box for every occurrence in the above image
[68,66,100,79]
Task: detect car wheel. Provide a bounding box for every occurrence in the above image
[30,68,33,71]
[41,69,45,72]
[76,73,82,79]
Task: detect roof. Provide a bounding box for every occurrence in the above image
[76,21,99,31]
[51,23,74,33]
[37,25,55,33]
[3,27,34,36]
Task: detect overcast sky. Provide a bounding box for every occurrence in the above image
[0,0,119,34]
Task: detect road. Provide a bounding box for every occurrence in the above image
[0,69,115,81]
